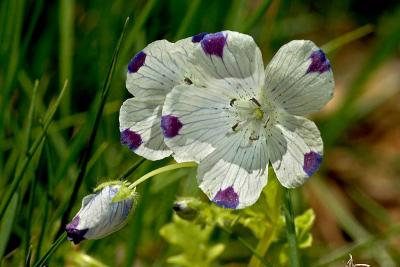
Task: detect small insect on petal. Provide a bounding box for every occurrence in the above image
[212,186,239,209]
[307,49,330,74]
[201,32,227,58]
[128,51,146,73]
[303,151,323,176]
[120,129,143,150]
[161,115,183,138]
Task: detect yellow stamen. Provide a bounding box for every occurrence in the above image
[253,108,264,120]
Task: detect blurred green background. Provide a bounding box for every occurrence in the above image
[1,0,400,266]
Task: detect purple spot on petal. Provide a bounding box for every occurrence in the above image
[66,216,80,230]
[65,216,88,244]
[307,49,331,74]
[201,32,226,58]
[192,32,208,43]
[303,151,322,176]
[213,186,239,209]
[161,115,183,138]
[128,51,146,73]
[120,129,142,150]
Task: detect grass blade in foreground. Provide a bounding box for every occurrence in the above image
[0,193,18,261]
[33,233,67,267]
[56,17,130,238]
[283,188,300,267]
[240,0,272,33]
[0,80,68,220]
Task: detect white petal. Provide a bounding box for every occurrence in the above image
[264,40,334,116]
[198,132,269,209]
[126,39,192,98]
[189,31,265,98]
[162,84,235,162]
[268,114,323,188]
[119,97,171,160]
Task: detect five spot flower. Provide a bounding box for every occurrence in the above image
[120,31,334,209]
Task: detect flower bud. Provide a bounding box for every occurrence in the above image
[172,198,201,221]
[65,184,135,244]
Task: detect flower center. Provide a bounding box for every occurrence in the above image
[227,97,270,141]
[252,107,264,120]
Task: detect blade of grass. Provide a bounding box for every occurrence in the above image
[224,0,245,30]
[314,225,400,267]
[23,80,39,265]
[0,80,68,220]
[0,0,25,173]
[22,80,39,157]
[34,142,54,263]
[55,17,130,238]
[0,193,19,261]
[321,24,374,54]
[347,186,393,226]
[322,7,400,147]
[240,0,272,33]
[86,142,109,173]
[119,158,146,180]
[120,0,157,64]
[310,177,396,266]
[174,0,201,40]
[59,0,74,115]
[283,188,300,267]
[33,232,67,267]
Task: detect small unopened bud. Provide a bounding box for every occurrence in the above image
[65,183,136,244]
[172,198,201,221]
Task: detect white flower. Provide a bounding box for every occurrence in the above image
[119,31,334,209]
[160,31,334,209]
[65,185,135,244]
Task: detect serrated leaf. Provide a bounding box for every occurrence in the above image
[295,209,315,249]
[160,215,224,267]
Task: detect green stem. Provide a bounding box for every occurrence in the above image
[248,224,278,267]
[33,232,67,267]
[129,162,197,189]
[283,188,299,267]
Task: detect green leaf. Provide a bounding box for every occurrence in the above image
[160,215,224,267]
[295,209,315,249]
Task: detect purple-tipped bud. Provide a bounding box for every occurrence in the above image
[65,185,135,244]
